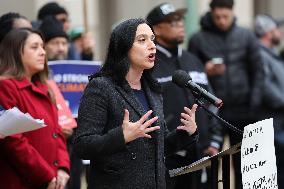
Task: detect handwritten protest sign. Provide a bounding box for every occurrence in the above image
[241,118,278,189]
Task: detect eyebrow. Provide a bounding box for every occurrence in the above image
[135,34,155,39]
[29,42,44,46]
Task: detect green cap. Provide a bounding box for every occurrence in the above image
[68,27,85,41]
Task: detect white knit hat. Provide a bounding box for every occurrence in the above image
[255,14,277,37]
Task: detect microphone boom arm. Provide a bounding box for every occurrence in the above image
[192,92,243,135]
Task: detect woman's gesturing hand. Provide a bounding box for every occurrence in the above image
[177,104,198,135]
[122,109,160,143]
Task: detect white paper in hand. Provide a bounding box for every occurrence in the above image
[0,107,46,137]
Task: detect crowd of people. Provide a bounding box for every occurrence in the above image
[1,0,284,189]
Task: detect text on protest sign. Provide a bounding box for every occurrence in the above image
[241,118,278,189]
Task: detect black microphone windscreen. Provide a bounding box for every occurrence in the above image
[172,70,192,87]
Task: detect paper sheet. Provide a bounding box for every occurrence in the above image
[0,107,46,138]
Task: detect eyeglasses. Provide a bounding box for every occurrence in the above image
[163,15,185,27]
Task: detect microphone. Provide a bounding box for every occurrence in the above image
[172,70,223,108]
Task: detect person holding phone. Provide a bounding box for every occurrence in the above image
[188,0,263,188]
[206,57,226,76]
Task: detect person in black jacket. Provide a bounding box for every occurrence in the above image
[188,0,263,188]
[146,3,223,189]
[73,18,199,189]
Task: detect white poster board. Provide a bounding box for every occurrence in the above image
[241,118,278,189]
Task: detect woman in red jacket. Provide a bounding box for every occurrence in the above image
[0,28,70,189]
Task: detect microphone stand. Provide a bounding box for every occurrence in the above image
[193,94,243,135]
[192,93,243,189]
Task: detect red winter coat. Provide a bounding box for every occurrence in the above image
[0,78,70,189]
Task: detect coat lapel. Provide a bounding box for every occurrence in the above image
[115,85,145,117]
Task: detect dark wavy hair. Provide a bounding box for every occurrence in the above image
[90,18,161,93]
[0,12,29,43]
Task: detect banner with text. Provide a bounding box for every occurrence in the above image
[47,80,77,128]
[241,118,278,189]
[48,60,101,117]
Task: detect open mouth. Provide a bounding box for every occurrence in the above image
[148,53,156,62]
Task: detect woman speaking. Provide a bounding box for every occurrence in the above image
[74,18,198,189]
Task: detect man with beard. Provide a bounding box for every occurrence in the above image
[255,14,284,188]
[146,3,223,189]
[37,2,94,61]
[39,16,69,61]
[188,0,263,188]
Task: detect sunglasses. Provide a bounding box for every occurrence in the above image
[162,15,185,27]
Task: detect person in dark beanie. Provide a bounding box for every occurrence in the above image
[38,2,70,32]
[73,18,199,189]
[39,16,69,61]
[37,2,94,61]
[188,0,264,188]
[39,15,85,189]
[0,12,32,43]
[146,3,223,189]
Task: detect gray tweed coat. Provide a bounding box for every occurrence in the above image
[74,76,198,189]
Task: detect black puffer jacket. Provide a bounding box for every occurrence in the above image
[188,12,263,121]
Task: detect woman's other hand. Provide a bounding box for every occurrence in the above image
[61,127,73,139]
[47,177,56,189]
[122,109,160,143]
[55,169,70,189]
[177,104,198,135]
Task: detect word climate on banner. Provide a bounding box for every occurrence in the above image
[241,118,278,189]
